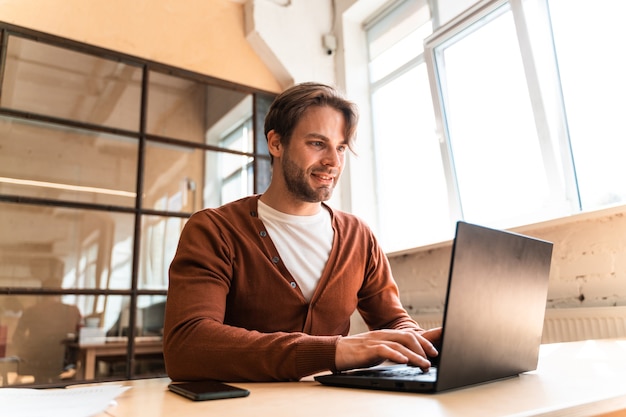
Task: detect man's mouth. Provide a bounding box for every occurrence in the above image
[312,172,336,185]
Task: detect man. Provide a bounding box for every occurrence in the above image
[12,280,82,383]
[163,82,440,382]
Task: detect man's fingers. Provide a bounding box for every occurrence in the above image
[335,329,438,372]
[374,336,433,370]
[378,329,437,358]
[420,327,443,348]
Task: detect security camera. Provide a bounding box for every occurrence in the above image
[322,34,337,56]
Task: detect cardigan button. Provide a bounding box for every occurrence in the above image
[290,282,297,288]
[260,231,267,237]
[272,256,280,264]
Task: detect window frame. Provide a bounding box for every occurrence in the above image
[424,0,580,227]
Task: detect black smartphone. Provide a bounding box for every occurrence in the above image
[168,380,250,401]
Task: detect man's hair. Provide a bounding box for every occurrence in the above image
[263,82,359,162]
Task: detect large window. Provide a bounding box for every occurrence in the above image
[369,0,626,252]
[367,0,447,252]
[546,0,626,209]
[430,2,555,228]
[0,23,273,387]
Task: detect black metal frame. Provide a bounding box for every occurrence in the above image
[0,21,275,387]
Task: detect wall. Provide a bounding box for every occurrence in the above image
[436,0,478,26]
[242,0,354,208]
[243,0,337,89]
[0,0,282,93]
[388,205,626,317]
[351,205,626,334]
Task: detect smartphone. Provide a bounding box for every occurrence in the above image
[168,380,250,401]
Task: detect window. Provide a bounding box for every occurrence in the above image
[546,0,626,209]
[427,0,626,226]
[368,0,626,252]
[219,118,254,205]
[0,23,273,387]
[430,2,556,227]
[367,0,448,252]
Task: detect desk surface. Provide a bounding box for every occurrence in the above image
[97,339,626,417]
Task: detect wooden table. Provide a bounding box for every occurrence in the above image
[93,338,626,417]
[74,339,163,380]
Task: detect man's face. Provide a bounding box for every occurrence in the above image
[279,106,347,203]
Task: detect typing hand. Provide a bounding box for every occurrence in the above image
[419,327,443,365]
[335,329,439,372]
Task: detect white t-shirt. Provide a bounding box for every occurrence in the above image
[257,200,334,301]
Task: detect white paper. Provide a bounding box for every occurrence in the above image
[0,385,130,417]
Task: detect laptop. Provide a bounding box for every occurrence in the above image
[315,221,553,393]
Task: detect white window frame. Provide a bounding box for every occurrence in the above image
[424,0,580,229]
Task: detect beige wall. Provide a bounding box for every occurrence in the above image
[0,0,282,93]
[388,205,626,315]
[350,205,626,334]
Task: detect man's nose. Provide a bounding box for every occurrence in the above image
[322,148,342,167]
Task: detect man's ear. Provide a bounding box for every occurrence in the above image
[267,130,282,159]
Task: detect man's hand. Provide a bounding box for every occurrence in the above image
[335,327,442,372]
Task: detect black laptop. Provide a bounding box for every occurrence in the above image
[315,221,553,393]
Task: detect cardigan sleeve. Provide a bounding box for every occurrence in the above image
[354,225,424,333]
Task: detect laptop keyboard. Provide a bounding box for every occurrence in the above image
[350,365,437,380]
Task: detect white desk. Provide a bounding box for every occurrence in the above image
[97,339,626,417]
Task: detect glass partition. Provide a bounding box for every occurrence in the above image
[0,202,135,291]
[0,116,138,207]
[0,294,137,385]
[146,71,252,146]
[139,214,187,290]
[142,142,203,213]
[0,25,271,387]
[1,35,142,131]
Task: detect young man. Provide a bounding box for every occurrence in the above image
[163,82,440,382]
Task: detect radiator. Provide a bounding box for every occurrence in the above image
[541,306,626,344]
[412,306,626,344]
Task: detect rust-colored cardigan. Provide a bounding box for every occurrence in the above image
[163,195,420,382]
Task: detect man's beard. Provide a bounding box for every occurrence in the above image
[281,154,336,203]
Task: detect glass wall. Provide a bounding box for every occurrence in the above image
[0,23,274,387]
